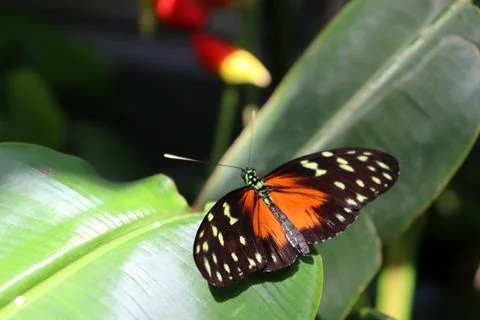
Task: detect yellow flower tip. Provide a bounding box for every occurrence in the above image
[219,49,271,87]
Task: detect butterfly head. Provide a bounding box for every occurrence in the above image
[242,168,264,190]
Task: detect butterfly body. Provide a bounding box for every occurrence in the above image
[242,167,311,257]
[194,148,399,286]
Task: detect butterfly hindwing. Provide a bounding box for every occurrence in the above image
[193,188,297,286]
[264,148,399,244]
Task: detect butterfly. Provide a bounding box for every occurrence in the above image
[193,148,399,286]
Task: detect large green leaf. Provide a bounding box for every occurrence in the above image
[0,144,323,319]
[197,0,480,319]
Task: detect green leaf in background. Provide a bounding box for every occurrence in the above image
[0,143,323,319]
[347,308,395,320]
[317,215,380,320]
[196,0,480,319]
[3,69,67,149]
[0,11,111,95]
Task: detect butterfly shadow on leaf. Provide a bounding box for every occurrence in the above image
[209,249,316,302]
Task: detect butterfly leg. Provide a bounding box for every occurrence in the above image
[266,200,310,256]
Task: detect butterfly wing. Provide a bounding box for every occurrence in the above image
[264,148,399,244]
[193,188,297,286]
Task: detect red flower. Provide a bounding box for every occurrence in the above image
[156,0,209,31]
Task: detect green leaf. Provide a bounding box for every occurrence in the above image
[0,143,323,319]
[196,0,480,318]
[4,69,67,149]
[317,215,380,320]
[348,308,396,320]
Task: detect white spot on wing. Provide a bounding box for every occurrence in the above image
[356,193,368,202]
[346,198,357,206]
[376,160,390,170]
[224,263,231,274]
[340,164,355,172]
[335,213,346,222]
[372,176,382,184]
[322,151,334,157]
[382,172,393,180]
[239,235,246,245]
[334,181,346,190]
[218,232,224,246]
[204,258,211,277]
[356,179,365,187]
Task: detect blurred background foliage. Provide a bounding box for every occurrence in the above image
[0,0,479,319]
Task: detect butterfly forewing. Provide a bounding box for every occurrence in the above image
[264,148,399,244]
[193,188,298,286]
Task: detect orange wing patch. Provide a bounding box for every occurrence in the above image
[267,174,328,233]
[240,190,288,247]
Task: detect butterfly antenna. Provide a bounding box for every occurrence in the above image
[164,153,244,171]
[247,109,256,167]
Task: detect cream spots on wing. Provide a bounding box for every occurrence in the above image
[335,213,346,222]
[204,258,211,277]
[372,176,382,184]
[340,164,355,172]
[356,179,365,187]
[376,160,390,170]
[356,193,368,203]
[202,241,209,252]
[218,232,224,246]
[322,151,334,157]
[223,202,238,225]
[357,155,368,162]
[334,181,346,190]
[300,160,327,177]
[231,252,238,262]
[255,252,263,263]
[346,198,357,206]
[239,235,246,245]
[224,263,231,274]
[211,225,218,237]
